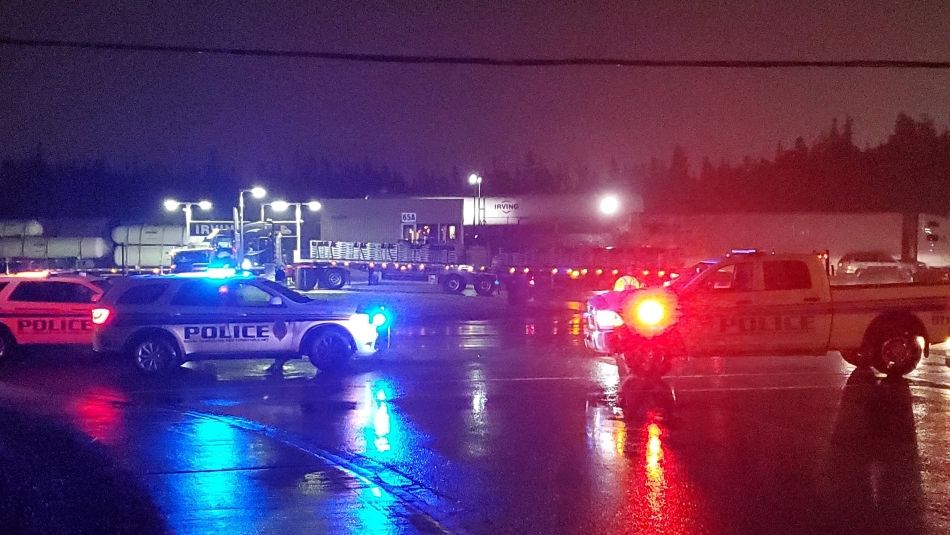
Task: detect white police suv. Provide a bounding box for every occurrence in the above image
[0,272,108,362]
[92,271,382,375]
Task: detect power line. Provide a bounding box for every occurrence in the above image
[2,36,949,69]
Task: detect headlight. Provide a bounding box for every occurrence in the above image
[593,309,625,329]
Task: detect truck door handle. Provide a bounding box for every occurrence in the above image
[803,297,820,302]
[735,300,752,305]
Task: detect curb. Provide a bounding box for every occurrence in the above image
[178,409,462,534]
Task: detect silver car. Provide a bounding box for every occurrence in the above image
[92,273,381,375]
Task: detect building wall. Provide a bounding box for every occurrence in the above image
[460,193,644,226]
[318,198,464,243]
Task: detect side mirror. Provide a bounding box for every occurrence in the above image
[269,296,284,307]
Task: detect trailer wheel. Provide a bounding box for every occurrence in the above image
[442,274,465,294]
[474,276,495,296]
[871,323,923,377]
[624,349,672,378]
[320,268,347,290]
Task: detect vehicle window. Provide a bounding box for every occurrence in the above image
[227,282,273,307]
[117,283,169,305]
[170,281,227,307]
[763,261,812,290]
[259,279,310,303]
[9,281,96,303]
[0,282,7,293]
[173,250,211,263]
[90,279,112,292]
[704,262,753,291]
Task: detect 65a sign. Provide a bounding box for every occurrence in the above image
[401,212,417,223]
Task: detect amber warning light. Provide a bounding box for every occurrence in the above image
[621,289,678,337]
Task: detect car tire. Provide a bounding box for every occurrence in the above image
[307,329,353,372]
[0,327,18,366]
[474,276,495,296]
[871,324,923,377]
[442,274,465,294]
[624,349,672,378]
[839,350,872,368]
[130,333,179,375]
[320,269,347,290]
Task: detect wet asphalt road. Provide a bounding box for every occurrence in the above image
[0,282,949,534]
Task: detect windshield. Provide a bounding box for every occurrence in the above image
[172,250,211,263]
[669,261,715,290]
[258,279,311,303]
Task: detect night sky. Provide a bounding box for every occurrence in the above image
[2,1,950,179]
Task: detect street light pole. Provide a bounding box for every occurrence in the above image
[164,199,212,244]
[261,200,320,263]
[238,187,267,264]
[468,173,483,226]
[294,203,303,263]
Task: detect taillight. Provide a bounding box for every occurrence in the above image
[91,307,112,325]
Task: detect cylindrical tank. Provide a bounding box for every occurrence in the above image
[0,220,43,237]
[22,237,48,258]
[80,237,112,258]
[113,245,173,267]
[112,225,185,246]
[111,225,129,245]
[46,238,81,258]
[0,238,24,257]
[162,226,186,245]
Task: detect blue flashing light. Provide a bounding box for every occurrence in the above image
[364,305,392,329]
[173,268,254,280]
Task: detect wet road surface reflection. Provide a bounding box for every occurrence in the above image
[0,314,948,533]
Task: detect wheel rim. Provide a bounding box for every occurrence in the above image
[316,335,348,360]
[478,281,491,292]
[880,336,916,371]
[328,273,343,286]
[135,340,172,372]
[448,278,461,291]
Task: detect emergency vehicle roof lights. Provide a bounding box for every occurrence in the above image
[11,270,50,278]
[173,268,254,279]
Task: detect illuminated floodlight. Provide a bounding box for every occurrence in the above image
[468,173,482,185]
[197,200,213,210]
[270,200,290,212]
[250,186,267,199]
[163,199,180,211]
[599,194,620,216]
[306,200,322,212]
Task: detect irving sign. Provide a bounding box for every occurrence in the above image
[190,222,235,237]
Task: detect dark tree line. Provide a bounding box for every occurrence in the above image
[2,113,948,220]
[641,114,950,214]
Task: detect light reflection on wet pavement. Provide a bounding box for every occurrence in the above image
[0,310,948,534]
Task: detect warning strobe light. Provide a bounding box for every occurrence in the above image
[621,289,678,338]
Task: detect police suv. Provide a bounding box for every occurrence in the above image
[92,272,382,375]
[0,272,108,361]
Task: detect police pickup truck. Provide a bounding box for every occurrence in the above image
[0,272,108,362]
[585,251,950,378]
[92,272,383,375]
